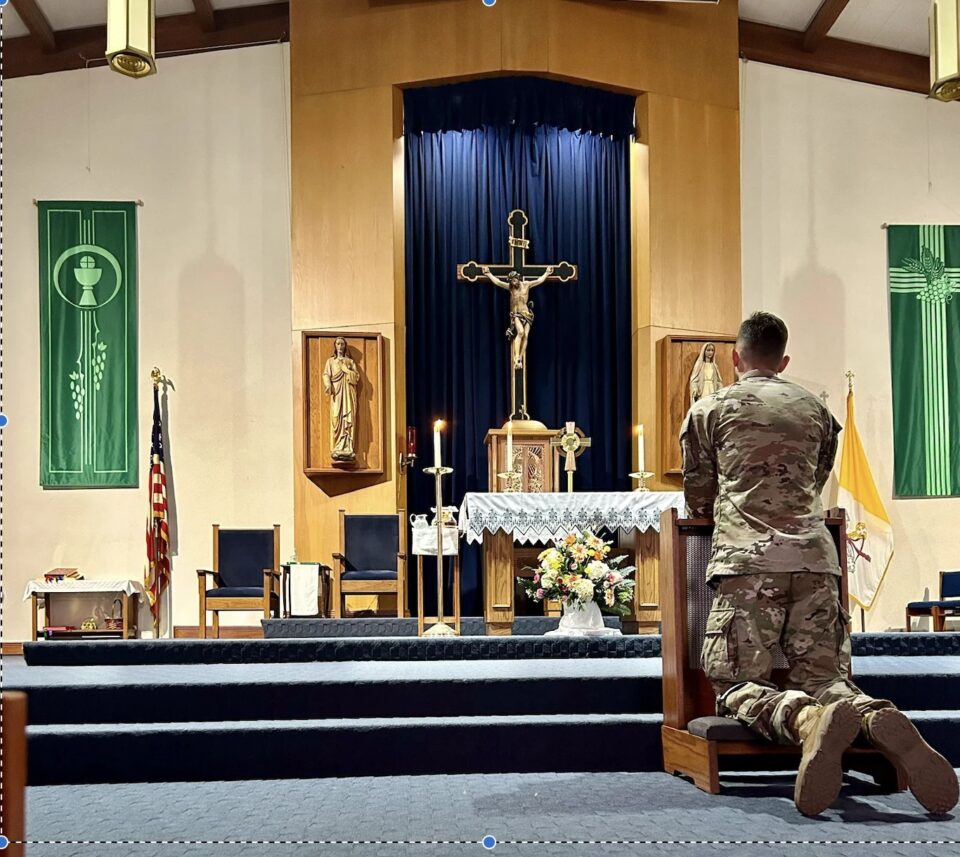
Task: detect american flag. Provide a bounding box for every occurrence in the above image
[145,385,170,623]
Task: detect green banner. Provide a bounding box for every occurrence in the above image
[39,202,138,487]
[888,224,960,497]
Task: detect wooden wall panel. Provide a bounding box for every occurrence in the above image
[292,0,502,97]
[646,93,741,334]
[546,0,739,109]
[292,86,397,329]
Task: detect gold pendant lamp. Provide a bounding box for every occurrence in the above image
[931,0,960,101]
[106,0,157,79]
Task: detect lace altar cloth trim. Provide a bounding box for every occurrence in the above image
[458,491,685,545]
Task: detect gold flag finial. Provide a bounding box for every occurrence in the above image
[150,366,163,387]
[846,370,855,393]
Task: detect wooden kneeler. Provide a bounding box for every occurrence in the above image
[660,508,906,795]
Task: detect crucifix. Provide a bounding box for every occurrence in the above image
[458,209,577,427]
[551,421,591,493]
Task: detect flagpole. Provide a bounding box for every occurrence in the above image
[845,370,868,634]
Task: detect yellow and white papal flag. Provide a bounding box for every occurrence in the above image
[837,387,894,609]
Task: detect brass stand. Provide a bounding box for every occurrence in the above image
[422,465,457,637]
[629,471,655,492]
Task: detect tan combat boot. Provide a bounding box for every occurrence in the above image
[794,700,861,816]
[864,708,959,815]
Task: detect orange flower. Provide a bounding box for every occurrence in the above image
[593,551,603,560]
[565,535,576,545]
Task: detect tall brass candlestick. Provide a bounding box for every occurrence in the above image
[423,464,456,637]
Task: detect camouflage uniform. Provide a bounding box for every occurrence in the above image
[681,369,894,745]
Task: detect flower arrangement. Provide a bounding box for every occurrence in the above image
[517,532,636,616]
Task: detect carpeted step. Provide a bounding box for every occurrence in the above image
[21,635,662,666]
[22,633,960,667]
[11,660,663,725]
[263,616,622,638]
[27,713,664,785]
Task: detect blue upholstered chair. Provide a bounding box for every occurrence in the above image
[197,525,281,638]
[331,510,407,618]
[905,571,960,632]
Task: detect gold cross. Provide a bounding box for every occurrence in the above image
[550,421,591,493]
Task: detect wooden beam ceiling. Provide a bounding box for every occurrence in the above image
[193,0,219,33]
[740,20,928,95]
[3,2,288,79]
[802,0,852,53]
[10,0,57,53]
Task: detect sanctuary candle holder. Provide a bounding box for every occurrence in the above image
[497,468,522,493]
[422,464,457,637]
[629,470,655,493]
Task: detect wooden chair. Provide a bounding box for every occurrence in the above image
[905,570,960,631]
[660,507,905,795]
[0,691,27,857]
[331,510,407,618]
[197,524,280,638]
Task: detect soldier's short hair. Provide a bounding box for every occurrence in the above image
[737,312,788,363]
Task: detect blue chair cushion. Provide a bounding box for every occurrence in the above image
[341,570,397,581]
[218,529,275,588]
[343,516,398,572]
[907,599,960,611]
[941,571,960,599]
[207,587,265,598]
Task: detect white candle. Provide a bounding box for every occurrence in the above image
[433,420,443,468]
[637,424,645,472]
[506,420,514,471]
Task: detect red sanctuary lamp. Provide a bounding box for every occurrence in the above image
[400,426,418,472]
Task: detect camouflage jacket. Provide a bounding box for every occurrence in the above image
[680,369,841,580]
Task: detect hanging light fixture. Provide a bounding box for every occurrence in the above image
[931,0,960,101]
[106,0,157,79]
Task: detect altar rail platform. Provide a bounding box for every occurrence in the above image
[8,632,960,787]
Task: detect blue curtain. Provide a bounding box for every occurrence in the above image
[404,77,634,616]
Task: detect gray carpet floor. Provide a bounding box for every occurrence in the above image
[25,770,960,857]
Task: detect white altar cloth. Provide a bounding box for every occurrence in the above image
[23,579,145,600]
[458,491,685,545]
[411,526,460,556]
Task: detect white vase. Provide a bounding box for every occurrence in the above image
[545,599,621,637]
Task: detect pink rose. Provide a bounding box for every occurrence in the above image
[536,588,545,598]
[533,574,540,583]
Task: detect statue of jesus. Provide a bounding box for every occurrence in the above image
[479,265,556,369]
[323,336,360,462]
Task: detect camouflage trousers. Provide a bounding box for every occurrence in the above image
[701,572,894,745]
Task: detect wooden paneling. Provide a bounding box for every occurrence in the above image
[645,93,742,334]
[291,0,739,109]
[292,0,501,97]
[292,0,743,586]
[292,87,397,329]
[545,0,740,110]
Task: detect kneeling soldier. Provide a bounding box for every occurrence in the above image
[682,311,958,816]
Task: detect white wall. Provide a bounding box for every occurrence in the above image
[741,60,960,631]
[4,44,294,641]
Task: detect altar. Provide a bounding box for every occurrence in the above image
[459,491,684,635]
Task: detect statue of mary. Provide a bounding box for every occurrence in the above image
[689,342,724,407]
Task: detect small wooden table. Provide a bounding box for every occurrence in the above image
[23,579,144,641]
